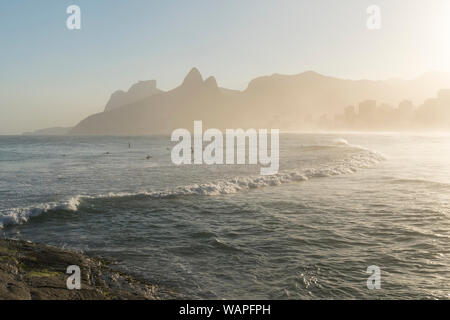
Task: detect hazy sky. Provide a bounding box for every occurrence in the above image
[1,0,450,134]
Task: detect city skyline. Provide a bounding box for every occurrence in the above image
[2,0,450,133]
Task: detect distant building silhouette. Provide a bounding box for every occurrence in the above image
[325,89,450,131]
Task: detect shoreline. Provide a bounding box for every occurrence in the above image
[0,238,176,300]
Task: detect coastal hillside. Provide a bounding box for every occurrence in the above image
[70,68,450,134]
[22,127,73,136]
[104,80,163,112]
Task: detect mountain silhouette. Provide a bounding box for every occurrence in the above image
[70,68,450,134]
[104,80,163,112]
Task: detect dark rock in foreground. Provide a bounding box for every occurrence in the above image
[0,239,171,300]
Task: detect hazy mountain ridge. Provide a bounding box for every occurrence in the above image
[70,68,450,134]
[23,127,73,136]
[72,68,240,134]
[104,80,163,112]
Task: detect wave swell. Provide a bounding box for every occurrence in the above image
[0,197,80,229]
[1,145,384,228]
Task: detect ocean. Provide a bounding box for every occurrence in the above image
[1,133,449,299]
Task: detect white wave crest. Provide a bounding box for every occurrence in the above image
[144,148,384,197]
[1,147,384,228]
[0,196,80,229]
[332,138,350,146]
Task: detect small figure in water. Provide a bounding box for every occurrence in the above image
[146,155,152,160]
[128,143,131,149]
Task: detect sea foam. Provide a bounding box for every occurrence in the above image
[0,145,384,228]
[0,196,80,229]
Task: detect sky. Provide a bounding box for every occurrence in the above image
[1,0,450,134]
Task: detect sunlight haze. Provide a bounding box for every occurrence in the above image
[1,0,450,133]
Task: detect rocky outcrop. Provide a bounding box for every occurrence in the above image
[0,239,176,300]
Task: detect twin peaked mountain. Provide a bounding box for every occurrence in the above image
[71,68,450,134]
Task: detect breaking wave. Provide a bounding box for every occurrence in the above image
[0,145,384,229]
[0,196,80,229]
[141,149,383,197]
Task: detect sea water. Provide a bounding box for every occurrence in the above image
[1,133,449,299]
